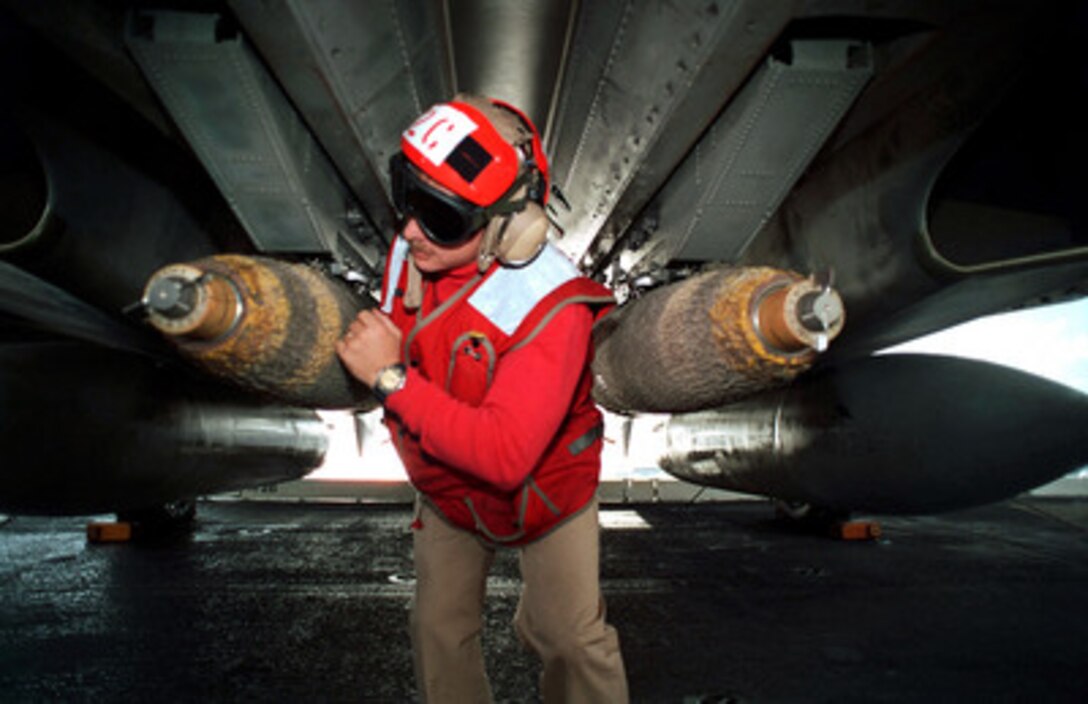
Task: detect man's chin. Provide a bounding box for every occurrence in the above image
[411,251,441,273]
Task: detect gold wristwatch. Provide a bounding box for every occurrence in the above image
[372,363,407,404]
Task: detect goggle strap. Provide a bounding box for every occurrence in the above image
[481,169,534,220]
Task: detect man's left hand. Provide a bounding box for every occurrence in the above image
[335,309,403,388]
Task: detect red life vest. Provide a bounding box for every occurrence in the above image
[381,237,614,546]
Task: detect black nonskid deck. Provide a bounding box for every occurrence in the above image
[2,498,1086,702]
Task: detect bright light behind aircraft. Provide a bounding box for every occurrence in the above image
[882,298,1088,393]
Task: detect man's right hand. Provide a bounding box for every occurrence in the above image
[335,309,403,388]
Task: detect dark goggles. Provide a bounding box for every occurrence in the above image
[389,153,491,246]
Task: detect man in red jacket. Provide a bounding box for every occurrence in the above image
[336,95,628,703]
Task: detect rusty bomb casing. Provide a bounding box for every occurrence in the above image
[143,255,376,410]
[592,266,844,414]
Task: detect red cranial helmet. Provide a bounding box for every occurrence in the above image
[399,97,548,207]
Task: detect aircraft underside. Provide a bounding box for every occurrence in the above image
[1,0,1086,517]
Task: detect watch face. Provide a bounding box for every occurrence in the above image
[377,364,406,395]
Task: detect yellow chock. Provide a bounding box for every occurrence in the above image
[87,521,133,544]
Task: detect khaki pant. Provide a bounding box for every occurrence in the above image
[410,499,628,703]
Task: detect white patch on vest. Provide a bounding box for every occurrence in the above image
[381,237,410,314]
[403,105,478,166]
[468,245,578,335]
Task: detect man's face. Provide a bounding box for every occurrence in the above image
[403,217,484,273]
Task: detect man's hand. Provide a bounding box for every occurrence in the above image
[335,309,403,388]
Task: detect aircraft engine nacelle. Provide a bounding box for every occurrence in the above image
[659,353,1088,514]
[142,255,376,410]
[592,267,844,413]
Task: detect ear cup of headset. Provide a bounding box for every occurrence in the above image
[496,201,548,265]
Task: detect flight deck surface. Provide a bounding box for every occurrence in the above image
[2,498,1086,702]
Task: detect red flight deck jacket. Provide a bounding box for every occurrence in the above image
[379,236,614,546]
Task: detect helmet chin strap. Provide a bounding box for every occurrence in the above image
[404,252,425,310]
